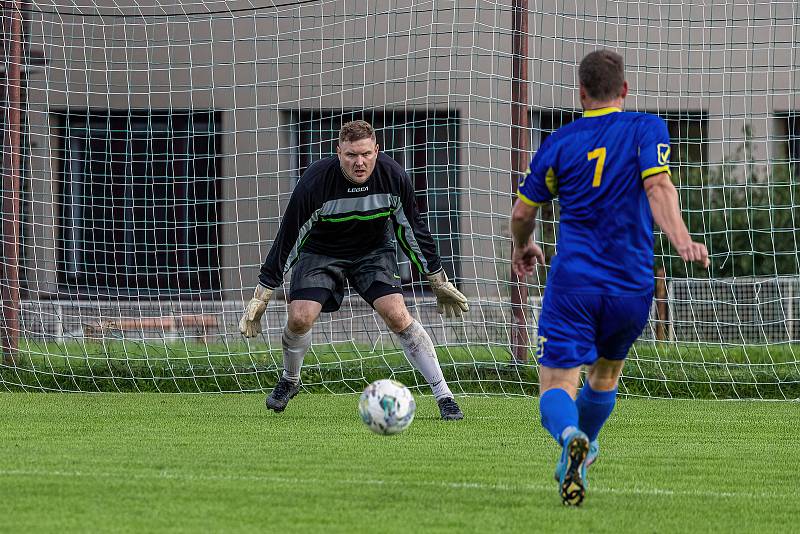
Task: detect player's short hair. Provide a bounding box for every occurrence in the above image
[339,120,376,144]
[579,50,625,101]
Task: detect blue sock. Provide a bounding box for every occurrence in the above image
[576,383,617,442]
[539,388,579,445]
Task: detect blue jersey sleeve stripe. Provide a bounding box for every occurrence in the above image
[545,167,558,195]
[641,165,671,179]
[517,190,545,206]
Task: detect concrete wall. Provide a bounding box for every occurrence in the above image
[22,0,800,306]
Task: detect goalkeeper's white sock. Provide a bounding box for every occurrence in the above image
[396,320,453,400]
[281,325,312,383]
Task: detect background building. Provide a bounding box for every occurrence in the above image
[6,0,800,351]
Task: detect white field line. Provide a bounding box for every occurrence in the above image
[0,468,786,501]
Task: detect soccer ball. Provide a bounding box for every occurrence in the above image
[358,379,416,435]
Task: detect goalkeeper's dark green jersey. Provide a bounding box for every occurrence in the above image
[259,153,442,289]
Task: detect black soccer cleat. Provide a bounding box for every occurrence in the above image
[266,377,300,413]
[437,397,464,420]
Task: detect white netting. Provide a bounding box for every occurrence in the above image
[1,0,799,398]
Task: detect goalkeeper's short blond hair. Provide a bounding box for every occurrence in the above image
[339,120,376,144]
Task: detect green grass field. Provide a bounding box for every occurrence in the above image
[2,393,797,533]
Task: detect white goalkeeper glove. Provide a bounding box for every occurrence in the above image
[239,284,274,337]
[426,270,469,319]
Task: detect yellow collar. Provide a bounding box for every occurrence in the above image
[583,107,622,118]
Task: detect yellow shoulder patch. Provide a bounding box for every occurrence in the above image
[657,143,671,166]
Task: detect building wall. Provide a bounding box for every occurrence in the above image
[22,0,800,302]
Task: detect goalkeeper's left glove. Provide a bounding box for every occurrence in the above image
[239,284,274,337]
[426,270,469,319]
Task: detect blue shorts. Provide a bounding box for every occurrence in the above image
[536,289,653,369]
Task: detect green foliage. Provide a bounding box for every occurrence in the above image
[660,125,800,278]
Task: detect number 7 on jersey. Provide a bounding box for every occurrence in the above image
[587,147,606,187]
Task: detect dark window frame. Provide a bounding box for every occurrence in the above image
[785,112,800,175]
[54,109,222,299]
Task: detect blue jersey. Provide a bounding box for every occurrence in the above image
[517,107,671,295]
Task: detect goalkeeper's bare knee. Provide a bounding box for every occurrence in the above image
[287,300,322,334]
[373,294,413,333]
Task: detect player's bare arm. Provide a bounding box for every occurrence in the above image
[644,172,709,268]
[510,198,546,277]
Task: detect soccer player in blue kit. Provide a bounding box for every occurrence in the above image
[511,50,709,506]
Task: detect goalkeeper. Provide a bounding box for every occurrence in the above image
[240,120,468,420]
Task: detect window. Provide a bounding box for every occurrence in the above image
[531,109,580,148]
[289,109,460,286]
[663,112,708,165]
[56,110,221,297]
[786,113,800,175]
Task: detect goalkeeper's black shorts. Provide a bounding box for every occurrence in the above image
[289,245,403,312]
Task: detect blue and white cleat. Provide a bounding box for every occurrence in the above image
[585,439,599,468]
[555,439,599,479]
[555,429,590,506]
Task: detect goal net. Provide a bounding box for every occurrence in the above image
[3,0,799,398]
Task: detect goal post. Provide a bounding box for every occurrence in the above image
[2,1,800,399]
[1,0,23,364]
[510,0,530,364]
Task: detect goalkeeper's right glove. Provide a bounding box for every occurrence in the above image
[426,270,469,319]
[239,284,274,337]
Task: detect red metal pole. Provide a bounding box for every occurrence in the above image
[510,0,529,363]
[655,266,668,341]
[1,0,22,364]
